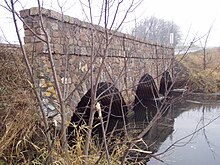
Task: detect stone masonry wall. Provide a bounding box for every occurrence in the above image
[19,7,174,118]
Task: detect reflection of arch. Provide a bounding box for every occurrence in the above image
[133,74,161,123]
[133,99,159,123]
[67,82,127,145]
[159,71,173,96]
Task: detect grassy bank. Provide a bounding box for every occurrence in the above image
[177,47,220,93]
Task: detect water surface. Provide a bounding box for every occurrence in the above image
[148,102,220,165]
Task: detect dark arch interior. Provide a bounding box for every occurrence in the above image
[133,74,166,123]
[67,82,128,145]
[134,73,160,103]
[159,71,173,96]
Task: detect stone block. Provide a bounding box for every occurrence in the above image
[49,10,62,21]
[24,36,32,43]
[24,29,33,36]
[86,47,92,55]
[81,47,87,55]
[51,21,59,30]
[69,45,75,54]
[30,7,49,16]
[69,17,75,24]
[74,46,80,55]
[69,38,74,45]
[23,16,41,29]
[63,15,70,23]
[77,41,82,46]
[35,27,43,35]
[24,43,34,52]
[51,37,61,44]
[53,44,63,54]
[29,7,39,16]
[80,33,88,41]
[68,58,75,65]
[20,9,30,18]
[52,30,61,38]
[73,18,80,25]
[60,38,65,44]
[35,42,44,52]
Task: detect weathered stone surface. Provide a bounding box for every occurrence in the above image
[19,9,29,18]
[63,15,70,23]
[50,10,62,21]
[24,36,32,43]
[30,7,49,16]
[52,30,61,38]
[34,42,44,52]
[51,37,60,44]
[19,7,174,124]
[50,21,59,30]
[29,7,39,16]
[53,44,63,54]
[69,45,75,54]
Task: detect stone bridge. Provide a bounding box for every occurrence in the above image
[19,7,174,117]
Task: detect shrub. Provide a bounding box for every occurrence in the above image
[189,69,220,93]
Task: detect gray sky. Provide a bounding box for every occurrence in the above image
[0,0,220,47]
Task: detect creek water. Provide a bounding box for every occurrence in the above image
[147,101,220,165]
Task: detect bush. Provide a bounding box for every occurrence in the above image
[189,69,220,93]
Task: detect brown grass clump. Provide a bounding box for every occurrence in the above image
[189,69,220,93]
[178,47,220,73]
[0,47,45,164]
[177,47,220,93]
[65,125,129,165]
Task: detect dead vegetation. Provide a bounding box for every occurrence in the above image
[177,47,220,93]
[179,47,220,72]
[0,48,44,164]
[190,69,220,93]
[0,46,134,165]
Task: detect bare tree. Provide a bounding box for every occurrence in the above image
[1,0,202,165]
[200,23,214,70]
[132,16,182,46]
[1,0,146,164]
[79,1,144,164]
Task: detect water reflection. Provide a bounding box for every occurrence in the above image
[147,101,220,165]
[129,99,178,163]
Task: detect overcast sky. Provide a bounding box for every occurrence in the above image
[0,0,220,47]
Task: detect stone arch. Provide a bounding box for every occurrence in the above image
[67,82,128,145]
[134,73,160,102]
[133,74,162,123]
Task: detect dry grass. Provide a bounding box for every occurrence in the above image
[190,69,220,93]
[0,50,138,164]
[177,47,220,93]
[0,51,45,164]
[178,47,220,72]
[66,129,129,165]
